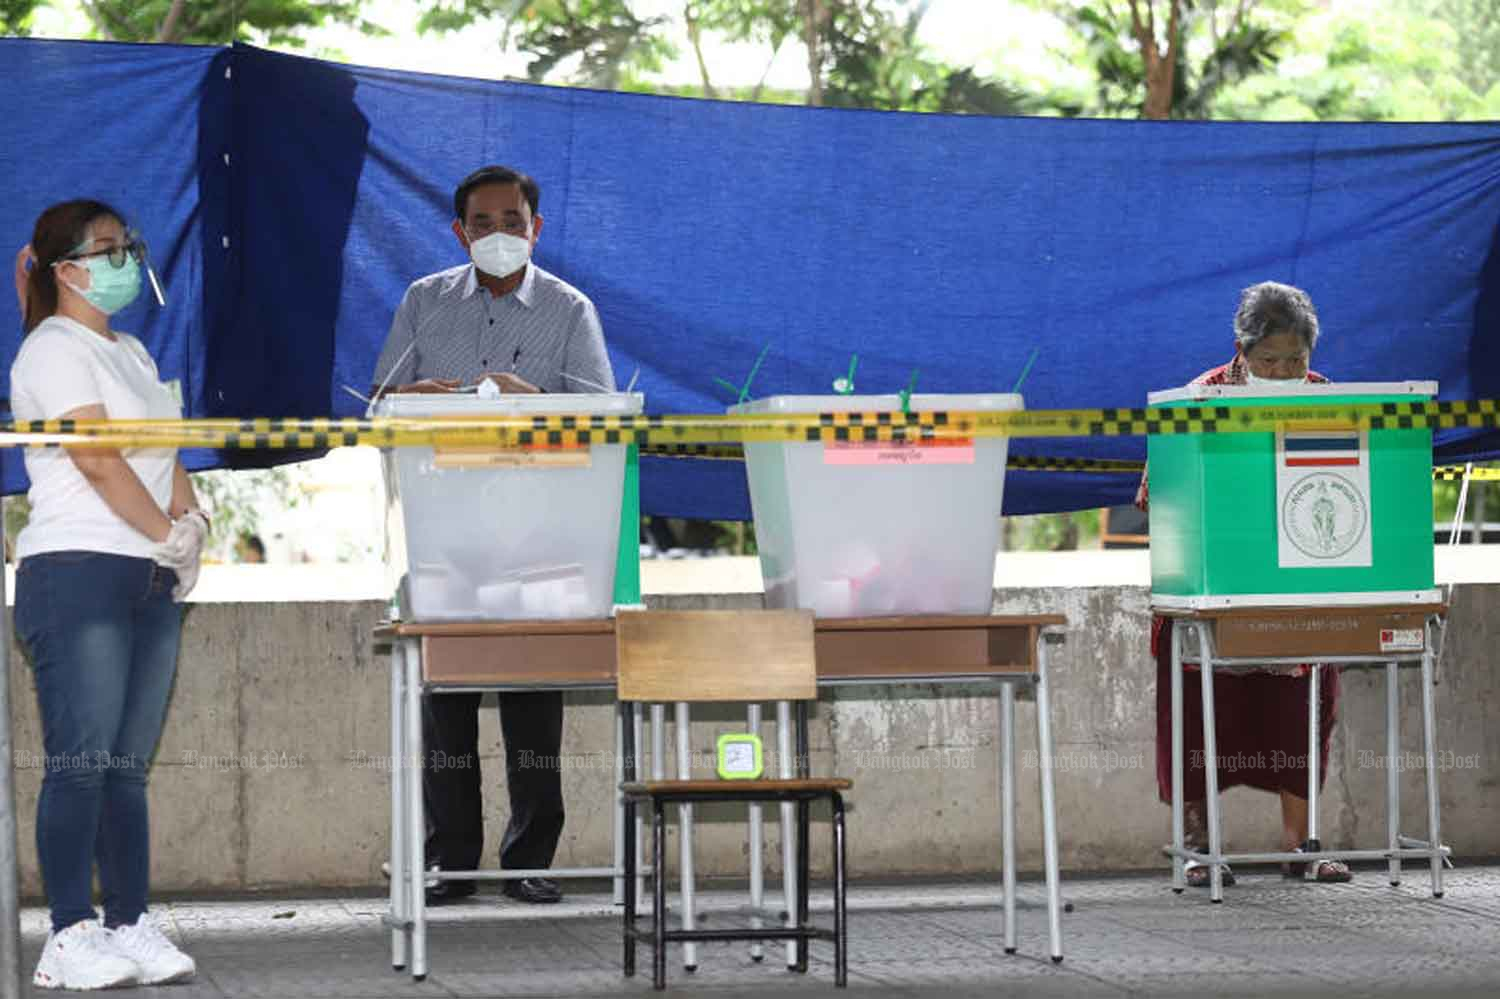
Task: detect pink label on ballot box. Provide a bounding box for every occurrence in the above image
[823,439,976,466]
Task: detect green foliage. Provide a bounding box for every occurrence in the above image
[1427,0,1500,96]
[1433,474,1500,530]
[1019,0,1296,119]
[419,0,1035,114]
[1005,508,1101,551]
[75,0,382,46]
[1213,1,1500,121]
[0,0,44,34]
[190,466,309,561]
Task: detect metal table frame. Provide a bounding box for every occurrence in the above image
[379,613,1069,980]
[1161,605,1451,904]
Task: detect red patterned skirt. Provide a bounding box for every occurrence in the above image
[1153,616,1339,803]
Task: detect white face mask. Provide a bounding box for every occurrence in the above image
[1245,371,1309,386]
[469,230,531,278]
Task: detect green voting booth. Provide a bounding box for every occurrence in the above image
[1147,381,1439,609]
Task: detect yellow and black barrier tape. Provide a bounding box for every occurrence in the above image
[1432,466,1500,481]
[1,398,1499,451]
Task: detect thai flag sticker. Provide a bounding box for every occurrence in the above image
[1283,432,1362,468]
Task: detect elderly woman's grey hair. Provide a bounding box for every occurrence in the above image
[1233,281,1320,353]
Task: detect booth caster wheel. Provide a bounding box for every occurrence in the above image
[1064,902,1075,913]
[1004,947,1017,956]
[1051,956,1064,964]
[684,965,697,974]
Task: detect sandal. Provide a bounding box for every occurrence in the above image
[1184,857,1236,888]
[1282,848,1352,883]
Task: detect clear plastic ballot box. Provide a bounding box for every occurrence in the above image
[377,392,644,620]
[731,393,1023,618]
[1146,381,1439,609]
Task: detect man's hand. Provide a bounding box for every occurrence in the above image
[480,372,542,394]
[391,378,461,395]
[14,243,36,314]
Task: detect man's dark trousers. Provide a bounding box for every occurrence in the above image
[422,690,565,889]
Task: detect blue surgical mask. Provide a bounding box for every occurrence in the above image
[59,254,142,315]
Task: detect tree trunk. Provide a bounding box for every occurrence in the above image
[157,0,187,42]
[801,0,826,106]
[1129,0,1183,120]
[685,4,717,99]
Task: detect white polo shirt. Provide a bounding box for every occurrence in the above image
[10,315,180,560]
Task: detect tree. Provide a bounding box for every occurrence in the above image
[1428,0,1500,97]
[1022,0,1296,119]
[0,0,45,35]
[1212,1,1500,121]
[418,0,1035,115]
[74,0,380,46]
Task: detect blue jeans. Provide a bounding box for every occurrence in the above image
[14,551,182,933]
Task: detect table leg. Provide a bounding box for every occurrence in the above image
[1421,626,1444,897]
[1000,682,1017,955]
[634,705,646,902]
[613,704,625,905]
[403,641,428,979]
[1386,661,1401,887]
[388,638,408,971]
[1035,632,1064,962]
[1306,664,1321,856]
[675,702,697,971]
[747,703,765,963]
[1171,619,1185,893]
[778,700,797,970]
[1197,623,1225,904]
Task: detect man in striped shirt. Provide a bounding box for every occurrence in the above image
[373,165,615,905]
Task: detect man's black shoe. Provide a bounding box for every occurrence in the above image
[424,880,477,906]
[501,877,562,904]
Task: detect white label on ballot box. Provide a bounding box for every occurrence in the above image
[823,438,975,466]
[1275,429,1372,569]
[1380,628,1424,652]
[433,446,591,469]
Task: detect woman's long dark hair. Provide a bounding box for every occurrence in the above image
[22,200,124,334]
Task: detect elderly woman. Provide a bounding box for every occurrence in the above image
[1137,281,1351,887]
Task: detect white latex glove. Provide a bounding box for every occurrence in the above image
[153,511,208,571]
[170,559,200,601]
[155,512,207,602]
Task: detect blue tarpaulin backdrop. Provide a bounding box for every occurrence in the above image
[3,39,1500,517]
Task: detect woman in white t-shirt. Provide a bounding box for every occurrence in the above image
[10,200,205,990]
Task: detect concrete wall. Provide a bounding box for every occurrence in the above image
[7,586,1497,894]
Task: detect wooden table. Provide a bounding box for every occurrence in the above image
[377,613,1068,979]
[1157,602,1451,903]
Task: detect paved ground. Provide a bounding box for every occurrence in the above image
[12,863,1500,998]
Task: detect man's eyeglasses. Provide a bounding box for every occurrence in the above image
[464,220,529,240]
[65,237,149,270]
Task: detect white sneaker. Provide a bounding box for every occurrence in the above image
[32,919,139,990]
[107,916,196,985]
